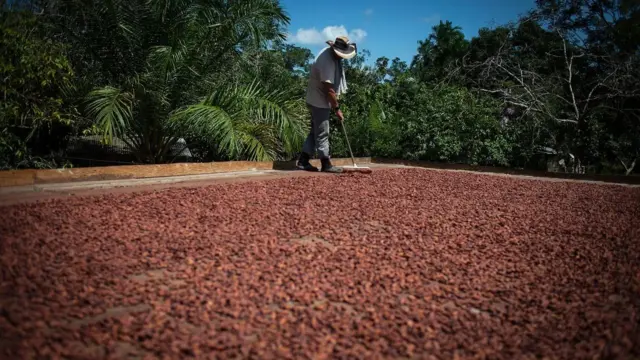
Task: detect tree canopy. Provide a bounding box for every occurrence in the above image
[1,0,638,174]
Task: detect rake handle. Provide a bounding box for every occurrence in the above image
[340,120,357,167]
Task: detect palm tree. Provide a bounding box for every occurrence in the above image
[41,0,306,163]
[175,80,306,161]
[411,20,470,82]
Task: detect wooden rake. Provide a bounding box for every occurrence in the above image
[339,120,372,174]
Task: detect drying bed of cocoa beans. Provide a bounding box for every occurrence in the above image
[1,168,639,359]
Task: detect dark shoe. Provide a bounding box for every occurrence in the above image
[297,152,318,172]
[321,158,343,173]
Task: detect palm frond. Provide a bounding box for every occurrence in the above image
[146,0,171,23]
[172,80,304,161]
[84,86,134,144]
[100,0,143,46]
[235,122,278,161]
[235,80,306,154]
[227,0,290,45]
[172,102,242,158]
[147,42,194,81]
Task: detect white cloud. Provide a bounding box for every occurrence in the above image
[364,8,373,16]
[288,25,367,45]
[349,29,367,42]
[288,28,324,44]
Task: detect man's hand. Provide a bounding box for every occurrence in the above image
[322,82,343,122]
[323,82,339,108]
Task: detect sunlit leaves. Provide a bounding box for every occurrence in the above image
[173,80,305,161]
[84,87,134,144]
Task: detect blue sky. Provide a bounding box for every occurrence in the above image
[282,0,536,65]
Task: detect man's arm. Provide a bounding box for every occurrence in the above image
[323,82,339,109]
[316,52,344,121]
[317,53,339,109]
[323,82,344,122]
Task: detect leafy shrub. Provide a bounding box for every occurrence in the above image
[0,15,77,168]
[398,85,509,166]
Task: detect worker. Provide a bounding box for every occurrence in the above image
[296,35,357,173]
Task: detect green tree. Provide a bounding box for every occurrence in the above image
[411,20,470,83]
[0,11,77,169]
[398,85,509,165]
[41,0,306,163]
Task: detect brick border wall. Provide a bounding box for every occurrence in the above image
[372,158,640,185]
[1,157,639,187]
[0,158,372,187]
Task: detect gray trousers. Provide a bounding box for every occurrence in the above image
[302,104,331,159]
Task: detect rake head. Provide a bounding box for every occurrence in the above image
[339,120,372,174]
[341,165,372,174]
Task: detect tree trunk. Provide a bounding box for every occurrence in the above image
[625,158,636,176]
[619,157,637,176]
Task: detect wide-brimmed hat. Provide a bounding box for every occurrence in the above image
[326,36,357,59]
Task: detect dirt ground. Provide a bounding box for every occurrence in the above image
[1,167,639,359]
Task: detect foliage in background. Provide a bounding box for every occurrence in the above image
[0,11,77,169]
[399,86,510,166]
[174,81,306,161]
[37,0,305,163]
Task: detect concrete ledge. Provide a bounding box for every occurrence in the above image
[1,157,638,188]
[0,158,372,188]
[373,158,640,185]
[0,169,37,187]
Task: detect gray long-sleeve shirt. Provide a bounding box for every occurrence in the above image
[305,47,346,108]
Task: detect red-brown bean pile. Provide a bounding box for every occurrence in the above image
[1,168,639,359]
